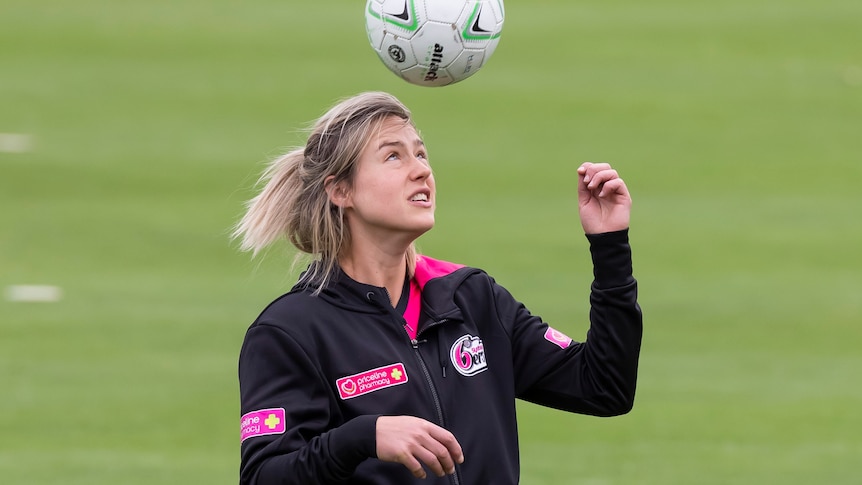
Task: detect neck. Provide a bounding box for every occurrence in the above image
[339,248,409,308]
[338,223,421,306]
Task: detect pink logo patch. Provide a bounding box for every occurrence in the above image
[240,408,286,442]
[544,327,573,349]
[336,363,408,400]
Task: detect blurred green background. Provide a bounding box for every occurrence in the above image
[1,0,860,483]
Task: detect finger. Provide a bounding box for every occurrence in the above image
[578,161,610,172]
[426,426,464,468]
[587,169,619,191]
[404,424,461,476]
[580,162,612,184]
[413,444,448,477]
[399,452,427,479]
[420,435,458,475]
[597,178,629,198]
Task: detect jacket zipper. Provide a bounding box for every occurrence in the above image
[371,289,462,484]
[411,337,461,485]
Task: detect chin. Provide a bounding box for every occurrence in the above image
[411,218,435,236]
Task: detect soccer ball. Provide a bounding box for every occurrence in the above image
[365,0,505,87]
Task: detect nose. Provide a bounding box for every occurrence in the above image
[410,156,432,180]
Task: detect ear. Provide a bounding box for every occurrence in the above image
[324,175,351,208]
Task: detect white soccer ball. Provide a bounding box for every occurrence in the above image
[365,0,505,87]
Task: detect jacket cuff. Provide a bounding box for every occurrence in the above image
[586,229,634,289]
[328,415,379,472]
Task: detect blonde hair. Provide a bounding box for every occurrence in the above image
[233,92,418,292]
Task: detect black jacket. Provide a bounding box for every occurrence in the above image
[238,229,642,484]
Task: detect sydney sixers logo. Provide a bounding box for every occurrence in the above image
[450,334,488,376]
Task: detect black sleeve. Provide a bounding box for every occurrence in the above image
[503,229,643,416]
[239,323,378,484]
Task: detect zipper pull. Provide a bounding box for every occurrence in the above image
[438,324,449,378]
[410,338,419,349]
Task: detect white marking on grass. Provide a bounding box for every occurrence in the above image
[4,285,63,302]
[0,133,34,153]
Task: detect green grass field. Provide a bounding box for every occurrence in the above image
[2,0,861,483]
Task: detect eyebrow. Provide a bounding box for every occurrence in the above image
[378,139,425,151]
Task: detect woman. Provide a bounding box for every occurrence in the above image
[234,91,642,484]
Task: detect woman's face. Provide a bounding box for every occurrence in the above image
[340,116,436,245]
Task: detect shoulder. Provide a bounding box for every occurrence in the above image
[414,255,465,287]
[248,288,324,335]
[414,255,500,310]
[414,255,489,288]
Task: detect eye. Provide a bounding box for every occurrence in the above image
[385,152,399,161]
[416,150,428,162]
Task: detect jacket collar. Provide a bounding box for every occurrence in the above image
[292,256,480,325]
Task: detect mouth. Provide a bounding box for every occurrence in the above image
[409,190,431,204]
